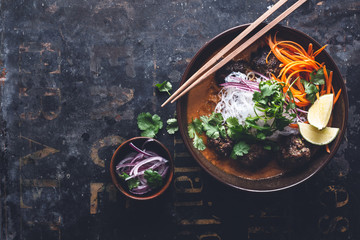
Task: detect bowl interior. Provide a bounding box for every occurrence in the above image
[176,24,348,192]
[110,137,174,200]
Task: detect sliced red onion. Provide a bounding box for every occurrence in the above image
[252,71,270,80]
[129,142,155,157]
[116,141,170,195]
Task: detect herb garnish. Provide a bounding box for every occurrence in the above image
[310,68,327,85]
[156,81,173,95]
[144,169,163,189]
[301,79,318,103]
[137,112,163,138]
[188,118,206,151]
[230,141,250,159]
[118,172,140,190]
[166,118,178,134]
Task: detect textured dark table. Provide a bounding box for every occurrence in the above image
[1,0,360,239]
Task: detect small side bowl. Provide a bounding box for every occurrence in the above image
[110,137,174,200]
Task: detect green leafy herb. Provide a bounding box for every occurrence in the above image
[193,133,206,151]
[188,118,206,151]
[188,118,203,138]
[230,141,250,159]
[310,68,326,85]
[301,79,318,103]
[118,172,140,190]
[118,172,129,180]
[166,118,178,134]
[226,117,246,141]
[252,80,294,133]
[144,169,163,189]
[137,112,163,138]
[155,81,172,95]
[200,112,224,139]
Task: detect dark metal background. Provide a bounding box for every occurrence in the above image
[0,0,359,239]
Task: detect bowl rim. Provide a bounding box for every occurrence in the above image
[176,23,349,192]
[109,136,174,200]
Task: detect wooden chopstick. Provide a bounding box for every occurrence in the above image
[161,0,288,107]
[164,0,307,105]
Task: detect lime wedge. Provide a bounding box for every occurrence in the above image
[307,94,334,130]
[298,122,339,145]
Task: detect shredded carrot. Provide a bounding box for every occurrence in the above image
[326,144,331,153]
[314,45,328,57]
[334,89,342,105]
[327,71,333,94]
[267,35,341,109]
[289,123,299,128]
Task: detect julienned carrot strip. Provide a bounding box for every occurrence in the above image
[277,40,309,56]
[326,144,331,153]
[316,85,320,99]
[289,123,299,128]
[308,43,313,56]
[323,65,330,94]
[320,82,325,96]
[313,44,328,57]
[327,71,333,94]
[334,89,342,104]
[294,94,310,103]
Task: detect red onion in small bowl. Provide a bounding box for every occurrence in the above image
[110,137,174,200]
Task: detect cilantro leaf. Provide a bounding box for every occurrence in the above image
[188,118,206,151]
[137,112,163,137]
[118,172,140,190]
[226,117,246,141]
[141,129,157,138]
[155,81,172,95]
[118,172,129,180]
[127,178,140,190]
[201,113,223,139]
[301,79,318,103]
[193,133,206,151]
[310,68,326,85]
[230,141,250,159]
[144,169,163,189]
[274,116,292,131]
[166,118,178,134]
[188,118,203,138]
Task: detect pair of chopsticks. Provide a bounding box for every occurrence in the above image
[162,0,307,107]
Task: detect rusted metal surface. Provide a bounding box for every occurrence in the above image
[0,0,359,239]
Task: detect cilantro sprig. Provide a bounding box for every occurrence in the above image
[155,81,172,95]
[144,169,163,189]
[137,112,163,138]
[118,172,140,190]
[166,118,178,134]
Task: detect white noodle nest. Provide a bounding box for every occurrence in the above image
[214,72,259,124]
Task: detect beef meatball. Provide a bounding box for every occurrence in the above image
[277,135,312,169]
[207,137,233,157]
[237,143,271,170]
[251,46,282,76]
[215,60,252,85]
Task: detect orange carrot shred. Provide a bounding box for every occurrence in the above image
[326,145,331,154]
[334,89,342,104]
